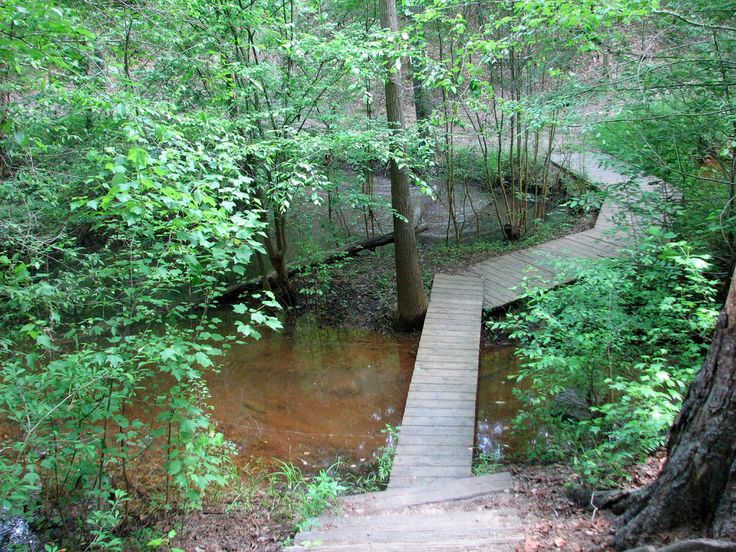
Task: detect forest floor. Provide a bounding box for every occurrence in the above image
[159,455,667,552]
[291,210,596,334]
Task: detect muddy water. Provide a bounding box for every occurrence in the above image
[206,315,417,470]
[202,315,524,469]
[476,345,525,460]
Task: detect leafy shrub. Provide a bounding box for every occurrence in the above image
[493,234,718,485]
[272,461,346,531]
[593,101,736,270]
[0,113,282,547]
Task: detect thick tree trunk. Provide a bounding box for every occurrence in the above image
[615,270,736,549]
[379,0,428,331]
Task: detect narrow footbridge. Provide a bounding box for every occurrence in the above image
[286,152,673,550]
[389,273,484,487]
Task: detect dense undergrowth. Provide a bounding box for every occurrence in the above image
[493,235,718,485]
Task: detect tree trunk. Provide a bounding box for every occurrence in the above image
[615,270,736,549]
[379,0,428,331]
[411,68,433,125]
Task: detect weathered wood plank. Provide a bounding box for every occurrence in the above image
[389,273,482,489]
[339,472,513,514]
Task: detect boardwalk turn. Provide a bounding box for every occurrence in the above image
[468,151,669,309]
[286,150,670,550]
[389,274,484,488]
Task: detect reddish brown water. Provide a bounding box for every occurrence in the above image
[194,314,523,469]
[205,315,417,470]
[476,345,525,459]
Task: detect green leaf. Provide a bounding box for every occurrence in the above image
[167,460,182,475]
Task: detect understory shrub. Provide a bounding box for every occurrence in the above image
[0,113,282,548]
[493,233,718,485]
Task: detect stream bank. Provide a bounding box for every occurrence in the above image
[290,209,596,333]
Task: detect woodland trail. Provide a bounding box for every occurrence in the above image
[285,151,673,551]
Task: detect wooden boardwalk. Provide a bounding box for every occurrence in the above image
[389,274,484,488]
[286,150,671,550]
[468,151,669,308]
[287,472,524,551]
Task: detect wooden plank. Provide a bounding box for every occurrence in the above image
[399,416,475,427]
[389,274,482,489]
[412,365,478,374]
[567,234,621,256]
[406,390,477,401]
[389,465,471,478]
[407,377,476,386]
[473,269,526,288]
[392,456,472,468]
[483,287,521,307]
[412,370,479,379]
[396,424,475,436]
[407,383,477,393]
[340,472,513,514]
[396,433,473,446]
[402,407,475,419]
[416,333,482,343]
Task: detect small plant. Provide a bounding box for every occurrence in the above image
[147,529,185,552]
[85,490,129,551]
[272,461,346,531]
[473,449,502,476]
[562,190,606,214]
[376,423,399,484]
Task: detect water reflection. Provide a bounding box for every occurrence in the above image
[476,345,526,459]
[205,314,417,469]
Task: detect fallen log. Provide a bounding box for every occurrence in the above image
[216,224,429,304]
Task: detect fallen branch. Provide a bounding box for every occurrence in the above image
[216,224,429,304]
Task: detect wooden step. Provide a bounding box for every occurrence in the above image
[287,508,525,550]
[285,537,521,551]
[340,472,513,515]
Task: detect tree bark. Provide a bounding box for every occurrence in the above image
[615,270,736,549]
[379,0,428,331]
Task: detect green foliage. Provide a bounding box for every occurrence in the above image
[147,529,185,552]
[493,235,718,485]
[563,190,607,214]
[594,102,736,269]
[272,461,347,532]
[0,8,285,545]
[473,450,501,476]
[376,423,400,485]
[588,4,736,270]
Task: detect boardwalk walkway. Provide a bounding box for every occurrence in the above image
[286,151,669,550]
[469,151,665,308]
[389,273,484,488]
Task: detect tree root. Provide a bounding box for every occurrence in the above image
[625,538,736,552]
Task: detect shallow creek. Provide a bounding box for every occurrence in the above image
[201,314,523,471]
